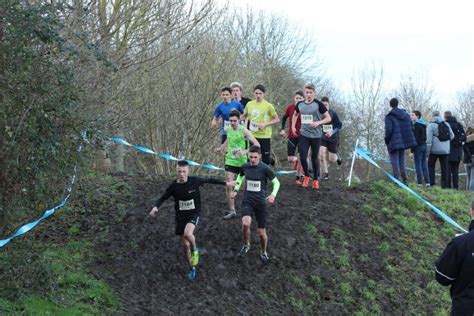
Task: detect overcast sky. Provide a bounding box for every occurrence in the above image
[225,0,473,106]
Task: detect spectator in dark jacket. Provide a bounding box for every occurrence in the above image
[435,199,474,315]
[445,111,465,190]
[426,111,455,188]
[384,98,417,182]
[463,127,474,191]
[409,111,430,187]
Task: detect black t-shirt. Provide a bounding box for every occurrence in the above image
[239,97,251,109]
[238,162,275,204]
[155,176,226,221]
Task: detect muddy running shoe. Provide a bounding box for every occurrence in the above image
[260,252,270,264]
[223,210,237,220]
[187,267,197,281]
[238,244,250,257]
[312,180,320,189]
[301,176,310,188]
[324,173,329,181]
[191,248,199,267]
[336,154,342,166]
[292,160,299,170]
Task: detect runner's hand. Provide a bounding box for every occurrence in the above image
[226,180,237,188]
[257,123,266,130]
[279,130,287,137]
[291,127,296,136]
[149,207,159,218]
[266,194,275,204]
[325,131,332,138]
[309,121,320,128]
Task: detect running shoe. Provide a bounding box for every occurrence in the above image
[292,160,299,170]
[187,267,197,281]
[238,244,250,257]
[294,177,303,186]
[301,176,310,188]
[336,154,342,166]
[324,173,329,181]
[260,252,270,264]
[223,210,237,220]
[191,248,199,266]
[312,180,320,189]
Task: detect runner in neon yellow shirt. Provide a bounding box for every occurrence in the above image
[242,84,280,165]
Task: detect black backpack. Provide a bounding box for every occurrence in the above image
[436,122,450,141]
[452,123,466,148]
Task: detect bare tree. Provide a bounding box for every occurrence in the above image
[395,72,439,118]
[456,86,474,128]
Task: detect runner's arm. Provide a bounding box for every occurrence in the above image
[281,115,288,131]
[243,128,260,147]
[234,174,245,191]
[270,177,280,197]
[263,113,280,128]
[332,112,342,135]
[155,185,173,208]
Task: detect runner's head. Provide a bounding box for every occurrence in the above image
[176,160,190,182]
[321,96,330,109]
[248,145,261,166]
[410,110,421,122]
[304,83,315,103]
[229,109,241,129]
[230,82,243,100]
[221,87,232,103]
[294,90,304,104]
[254,84,265,102]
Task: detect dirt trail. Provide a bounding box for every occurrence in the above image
[91,172,377,314]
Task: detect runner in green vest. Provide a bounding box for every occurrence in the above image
[216,109,260,219]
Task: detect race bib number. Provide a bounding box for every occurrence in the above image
[246,180,261,192]
[223,120,230,131]
[301,114,313,124]
[323,125,333,133]
[231,148,243,157]
[179,199,195,211]
[249,121,259,132]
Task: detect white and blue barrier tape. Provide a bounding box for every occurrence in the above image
[0,130,87,248]
[363,149,467,176]
[112,137,297,175]
[356,146,467,233]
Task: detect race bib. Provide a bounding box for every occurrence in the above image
[179,199,195,211]
[231,148,243,157]
[249,121,259,132]
[223,120,230,131]
[246,180,261,192]
[301,114,313,124]
[323,125,333,133]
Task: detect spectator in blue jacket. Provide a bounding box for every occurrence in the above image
[384,98,417,182]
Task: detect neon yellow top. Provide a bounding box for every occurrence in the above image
[244,100,277,139]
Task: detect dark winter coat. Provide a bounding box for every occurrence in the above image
[436,221,474,315]
[446,116,465,162]
[463,134,474,164]
[384,107,417,153]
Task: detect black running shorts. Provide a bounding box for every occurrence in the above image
[241,201,267,229]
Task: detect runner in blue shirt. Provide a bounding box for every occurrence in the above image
[211,87,244,144]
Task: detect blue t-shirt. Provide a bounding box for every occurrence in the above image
[213,100,244,135]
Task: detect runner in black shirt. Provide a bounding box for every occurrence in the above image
[149,160,235,281]
[231,146,280,264]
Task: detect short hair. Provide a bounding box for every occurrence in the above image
[295,90,304,97]
[432,110,440,117]
[221,87,232,94]
[230,82,243,91]
[444,111,452,118]
[389,98,399,108]
[254,84,265,93]
[321,96,329,102]
[177,160,189,167]
[248,145,261,154]
[229,109,241,119]
[413,110,422,119]
[304,83,315,91]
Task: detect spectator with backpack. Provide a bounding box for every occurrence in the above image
[463,127,474,191]
[444,111,466,190]
[426,111,454,188]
